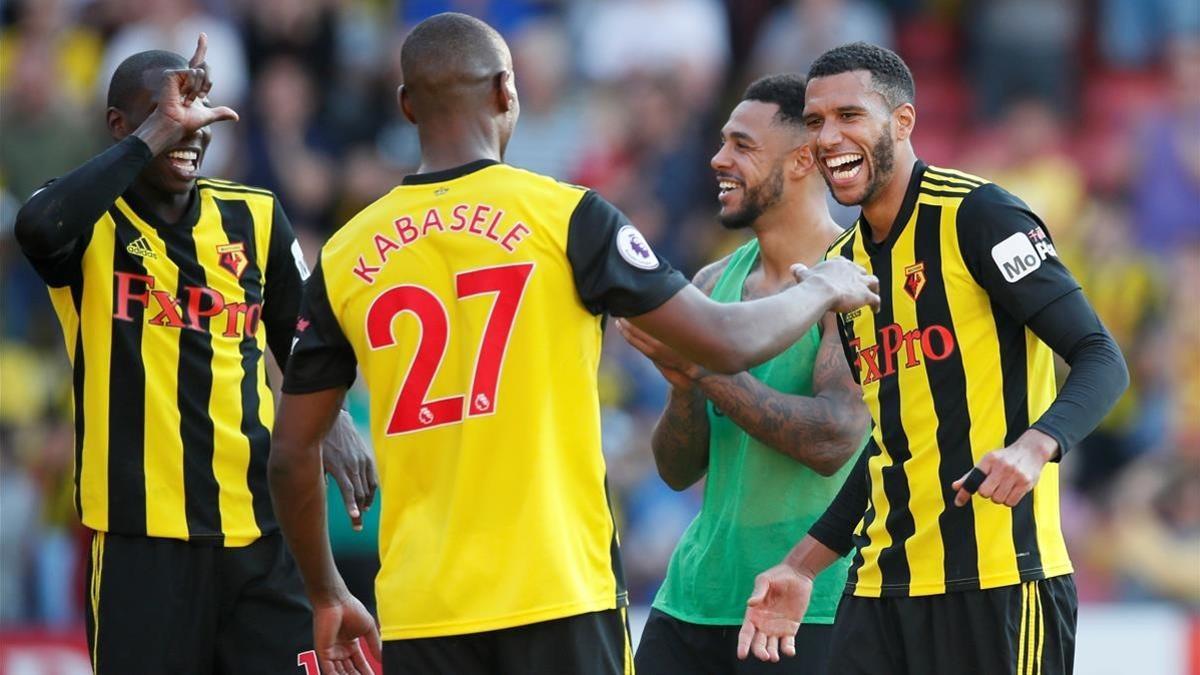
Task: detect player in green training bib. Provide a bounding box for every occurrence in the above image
[618,74,870,674]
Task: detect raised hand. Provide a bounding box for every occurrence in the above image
[155,33,238,136]
[313,591,382,675]
[737,563,813,662]
[795,258,881,314]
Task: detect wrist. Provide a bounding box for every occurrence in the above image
[1020,428,1059,462]
[802,275,838,313]
[131,111,185,154]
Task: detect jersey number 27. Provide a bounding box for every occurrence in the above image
[365,262,534,435]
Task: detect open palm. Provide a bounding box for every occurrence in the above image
[737,564,813,662]
[313,594,382,675]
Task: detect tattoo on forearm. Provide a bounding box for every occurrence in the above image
[650,386,710,488]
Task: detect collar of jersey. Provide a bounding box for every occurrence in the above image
[857,159,926,256]
[119,184,202,231]
[402,159,500,186]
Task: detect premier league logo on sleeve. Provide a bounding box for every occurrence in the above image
[616,225,660,270]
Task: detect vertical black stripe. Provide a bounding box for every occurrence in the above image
[71,279,86,518]
[107,208,148,535]
[160,217,222,543]
[837,233,869,588]
[912,203,980,589]
[992,304,1043,575]
[871,237,915,594]
[602,477,628,606]
[214,197,275,535]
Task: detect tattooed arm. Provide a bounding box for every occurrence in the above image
[692,313,869,475]
[629,259,729,490]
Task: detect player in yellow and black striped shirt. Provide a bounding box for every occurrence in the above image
[15,37,375,674]
[738,44,1129,675]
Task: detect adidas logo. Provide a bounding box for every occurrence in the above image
[127,236,156,259]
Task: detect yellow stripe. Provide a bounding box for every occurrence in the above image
[926,166,989,186]
[91,531,104,673]
[114,201,190,539]
[250,195,277,447]
[920,181,972,194]
[939,199,1021,587]
[198,179,273,195]
[1035,581,1046,675]
[1017,581,1029,674]
[827,225,858,255]
[1028,330,1072,573]
[847,232,889,596]
[80,214,116,531]
[195,192,261,546]
[891,207,945,593]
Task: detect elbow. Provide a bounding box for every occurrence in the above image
[659,472,697,492]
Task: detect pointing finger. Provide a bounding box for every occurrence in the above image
[190,32,208,68]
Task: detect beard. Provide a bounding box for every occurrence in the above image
[827,122,896,207]
[718,164,785,230]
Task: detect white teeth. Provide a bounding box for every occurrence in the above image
[168,150,198,161]
[718,180,739,191]
[832,163,863,180]
[825,153,862,168]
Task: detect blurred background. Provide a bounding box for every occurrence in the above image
[0,0,1197,672]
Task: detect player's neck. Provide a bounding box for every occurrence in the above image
[753,197,841,284]
[416,122,503,175]
[861,149,918,243]
[129,176,193,226]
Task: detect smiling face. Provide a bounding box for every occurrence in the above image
[803,70,908,207]
[711,99,802,230]
[111,65,211,195]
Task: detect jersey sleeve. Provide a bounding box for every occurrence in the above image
[956,183,1081,324]
[281,258,358,394]
[565,190,688,317]
[262,199,309,371]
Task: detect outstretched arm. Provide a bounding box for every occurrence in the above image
[630,260,878,374]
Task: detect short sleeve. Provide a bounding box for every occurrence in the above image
[262,198,307,370]
[281,258,358,394]
[565,190,688,317]
[956,183,1081,324]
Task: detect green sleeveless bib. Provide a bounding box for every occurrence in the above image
[652,238,863,624]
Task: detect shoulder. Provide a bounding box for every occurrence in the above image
[824,224,859,259]
[196,177,278,206]
[499,164,591,205]
[692,255,733,295]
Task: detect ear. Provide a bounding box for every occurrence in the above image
[893,102,916,142]
[792,142,816,178]
[398,84,416,124]
[107,107,128,141]
[496,70,517,113]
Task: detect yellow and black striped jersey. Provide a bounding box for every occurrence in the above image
[283,159,687,639]
[824,161,1078,597]
[26,175,306,547]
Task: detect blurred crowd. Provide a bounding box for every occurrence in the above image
[1,0,1197,629]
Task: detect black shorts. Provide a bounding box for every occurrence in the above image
[828,575,1077,675]
[382,608,633,675]
[635,608,833,675]
[84,530,314,674]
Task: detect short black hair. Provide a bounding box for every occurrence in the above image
[741,73,806,127]
[401,12,507,84]
[807,42,915,108]
[107,50,186,110]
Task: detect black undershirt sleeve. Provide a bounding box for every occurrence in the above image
[1024,290,1129,457]
[261,200,306,371]
[280,259,358,394]
[808,446,869,556]
[565,190,688,317]
[15,136,154,285]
